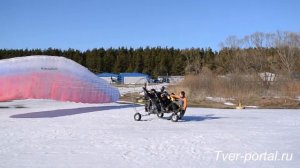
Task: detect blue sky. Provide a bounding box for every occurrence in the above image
[0,0,299,51]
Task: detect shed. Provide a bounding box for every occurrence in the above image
[119,73,149,84]
[259,72,276,82]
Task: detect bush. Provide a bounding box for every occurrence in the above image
[169,70,300,105]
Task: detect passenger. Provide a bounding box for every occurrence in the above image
[170,91,187,118]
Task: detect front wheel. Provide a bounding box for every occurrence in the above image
[171,114,179,122]
[157,112,164,118]
[134,113,142,121]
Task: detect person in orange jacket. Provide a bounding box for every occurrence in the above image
[170,91,187,119]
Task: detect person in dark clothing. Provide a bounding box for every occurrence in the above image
[143,87,162,112]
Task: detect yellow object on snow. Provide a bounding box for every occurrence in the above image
[236,102,245,109]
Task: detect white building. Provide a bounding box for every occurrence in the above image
[119,73,149,84]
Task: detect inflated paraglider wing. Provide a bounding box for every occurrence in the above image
[0,56,119,103]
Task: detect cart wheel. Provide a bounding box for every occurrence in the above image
[176,112,182,120]
[134,113,141,121]
[171,114,179,122]
[157,112,164,118]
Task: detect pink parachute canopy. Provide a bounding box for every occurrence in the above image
[0,56,119,103]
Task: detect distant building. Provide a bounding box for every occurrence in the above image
[157,76,184,83]
[259,72,276,82]
[169,76,184,83]
[119,72,149,84]
[97,73,119,84]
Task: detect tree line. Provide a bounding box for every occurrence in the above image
[218,31,300,75]
[0,31,299,77]
[0,47,216,77]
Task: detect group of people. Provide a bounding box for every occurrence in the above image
[143,86,187,118]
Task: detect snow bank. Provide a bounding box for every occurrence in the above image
[206,97,235,106]
[118,83,168,95]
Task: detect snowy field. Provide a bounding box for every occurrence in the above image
[0,99,299,168]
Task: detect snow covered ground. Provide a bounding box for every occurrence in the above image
[0,99,299,168]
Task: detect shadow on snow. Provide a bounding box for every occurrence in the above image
[156,114,226,122]
[180,114,227,122]
[10,104,135,118]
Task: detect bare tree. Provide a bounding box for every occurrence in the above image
[219,35,241,49]
[273,31,300,74]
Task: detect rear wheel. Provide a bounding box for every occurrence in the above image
[171,114,179,122]
[178,110,185,119]
[134,113,141,121]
